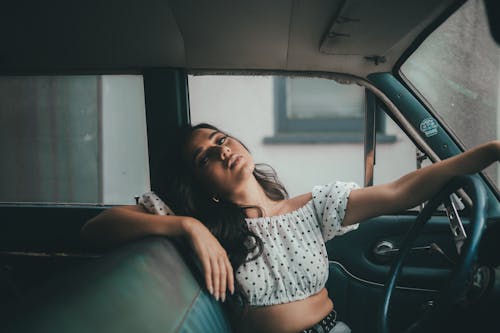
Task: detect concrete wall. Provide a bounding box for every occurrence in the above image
[102,75,150,204]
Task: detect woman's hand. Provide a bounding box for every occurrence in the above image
[182,217,234,302]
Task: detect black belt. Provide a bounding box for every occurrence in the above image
[301,309,337,333]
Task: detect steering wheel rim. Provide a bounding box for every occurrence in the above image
[379,175,488,333]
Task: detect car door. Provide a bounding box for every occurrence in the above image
[325,1,500,331]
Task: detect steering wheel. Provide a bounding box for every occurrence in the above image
[379,175,488,333]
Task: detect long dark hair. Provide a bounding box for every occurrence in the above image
[173,123,288,309]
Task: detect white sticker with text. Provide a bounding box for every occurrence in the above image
[420,118,438,137]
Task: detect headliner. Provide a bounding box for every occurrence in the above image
[0,0,458,78]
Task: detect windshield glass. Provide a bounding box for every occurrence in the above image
[400,0,499,190]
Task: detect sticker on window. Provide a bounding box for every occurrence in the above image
[419,118,438,137]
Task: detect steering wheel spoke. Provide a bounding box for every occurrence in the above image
[444,194,467,254]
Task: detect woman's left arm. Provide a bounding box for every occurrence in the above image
[343,140,500,226]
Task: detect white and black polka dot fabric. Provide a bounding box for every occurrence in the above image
[237,181,359,307]
[312,181,359,241]
[136,192,175,216]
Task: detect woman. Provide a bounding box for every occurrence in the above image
[81,123,500,333]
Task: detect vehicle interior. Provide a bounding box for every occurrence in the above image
[1,0,499,332]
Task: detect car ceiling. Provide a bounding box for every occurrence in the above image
[1,0,457,78]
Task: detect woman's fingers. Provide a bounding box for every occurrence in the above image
[190,228,233,302]
[218,256,227,302]
[225,256,234,295]
[207,249,234,302]
[211,256,220,300]
[201,255,214,296]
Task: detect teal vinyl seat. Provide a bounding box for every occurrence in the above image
[3,236,362,333]
[4,237,232,333]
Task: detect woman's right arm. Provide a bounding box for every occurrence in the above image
[81,206,234,301]
[81,205,189,247]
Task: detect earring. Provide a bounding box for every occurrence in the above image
[211,196,220,203]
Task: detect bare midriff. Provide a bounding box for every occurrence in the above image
[236,288,333,333]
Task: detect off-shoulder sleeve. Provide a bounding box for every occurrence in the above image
[312,181,360,241]
[135,192,175,216]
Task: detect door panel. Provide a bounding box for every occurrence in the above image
[326,214,459,290]
[326,261,438,333]
[325,214,460,331]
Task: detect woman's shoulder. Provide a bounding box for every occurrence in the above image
[246,194,313,220]
[281,192,313,213]
[277,184,357,215]
[312,181,361,198]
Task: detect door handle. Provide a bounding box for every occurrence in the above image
[373,240,455,264]
[373,240,431,257]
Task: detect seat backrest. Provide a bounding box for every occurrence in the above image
[4,237,233,333]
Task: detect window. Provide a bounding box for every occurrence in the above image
[265,77,395,144]
[0,75,150,204]
[400,0,500,190]
[188,75,410,197]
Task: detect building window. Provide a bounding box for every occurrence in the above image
[265,77,395,144]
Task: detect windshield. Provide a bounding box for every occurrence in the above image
[400,0,499,190]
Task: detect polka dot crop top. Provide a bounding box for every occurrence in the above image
[236,181,360,307]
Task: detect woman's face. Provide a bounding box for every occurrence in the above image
[183,128,255,199]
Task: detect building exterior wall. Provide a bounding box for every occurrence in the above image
[101,75,150,204]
